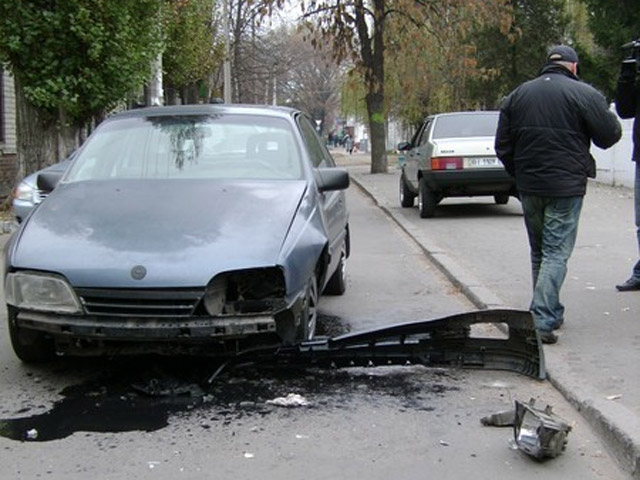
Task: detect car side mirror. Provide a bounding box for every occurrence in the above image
[315,168,350,192]
[37,171,64,194]
[397,141,411,151]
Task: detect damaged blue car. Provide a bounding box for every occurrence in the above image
[4,105,350,362]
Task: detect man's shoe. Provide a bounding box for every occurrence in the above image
[616,278,640,292]
[538,331,558,345]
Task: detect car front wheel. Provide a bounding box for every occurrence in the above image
[8,307,56,363]
[324,245,347,295]
[418,178,437,218]
[399,172,416,208]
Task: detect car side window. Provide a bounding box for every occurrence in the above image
[417,120,432,147]
[409,124,425,147]
[298,115,334,168]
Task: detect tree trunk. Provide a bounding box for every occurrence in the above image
[359,0,388,174]
[14,76,80,182]
[366,91,388,173]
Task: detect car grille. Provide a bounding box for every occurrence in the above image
[75,288,204,318]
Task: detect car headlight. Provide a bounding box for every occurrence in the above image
[5,271,82,314]
[204,276,227,315]
[14,181,38,203]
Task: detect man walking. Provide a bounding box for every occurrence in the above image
[614,49,640,292]
[495,45,622,344]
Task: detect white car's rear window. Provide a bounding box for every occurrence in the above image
[432,113,499,139]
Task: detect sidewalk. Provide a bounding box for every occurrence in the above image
[334,151,640,477]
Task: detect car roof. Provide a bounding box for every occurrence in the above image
[425,110,499,121]
[108,104,301,122]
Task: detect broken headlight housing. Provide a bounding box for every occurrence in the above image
[5,271,82,314]
[203,268,287,316]
[514,398,572,459]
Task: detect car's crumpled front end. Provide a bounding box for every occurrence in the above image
[4,178,328,357]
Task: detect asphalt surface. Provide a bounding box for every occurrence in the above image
[334,150,640,477]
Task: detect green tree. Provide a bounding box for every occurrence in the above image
[575,0,640,98]
[163,0,224,104]
[468,0,568,109]
[0,0,163,177]
[385,1,508,124]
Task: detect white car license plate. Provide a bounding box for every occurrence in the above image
[464,157,500,168]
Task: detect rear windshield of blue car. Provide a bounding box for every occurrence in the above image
[432,113,499,139]
[65,114,304,181]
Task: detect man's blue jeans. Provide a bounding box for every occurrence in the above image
[520,195,584,332]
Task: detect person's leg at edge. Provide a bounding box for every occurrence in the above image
[633,161,640,279]
[618,161,640,290]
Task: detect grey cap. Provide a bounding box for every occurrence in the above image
[547,45,579,63]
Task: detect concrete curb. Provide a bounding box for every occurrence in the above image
[349,172,640,477]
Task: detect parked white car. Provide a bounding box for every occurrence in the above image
[397,111,516,218]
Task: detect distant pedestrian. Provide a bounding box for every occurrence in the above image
[345,134,354,155]
[614,47,640,292]
[495,45,622,344]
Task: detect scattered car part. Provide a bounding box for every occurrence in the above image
[514,398,572,460]
[480,408,516,427]
[207,309,545,383]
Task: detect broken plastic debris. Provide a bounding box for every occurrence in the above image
[482,399,572,459]
[513,398,572,459]
[266,393,309,407]
[26,428,38,440]
[480,409,516,427]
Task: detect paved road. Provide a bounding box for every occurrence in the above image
[0,178,627,479]
[335,151,640,476]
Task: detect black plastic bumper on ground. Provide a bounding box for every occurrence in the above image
[208,309,545,383]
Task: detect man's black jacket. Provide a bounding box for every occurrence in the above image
[615,78,639,162]
[495,64,621,197]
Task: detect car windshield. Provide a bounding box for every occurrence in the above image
[432,113,498,139]
[65,114,303,181]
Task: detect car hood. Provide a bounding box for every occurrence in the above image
[432,137,496,156]
[11,179,308,287]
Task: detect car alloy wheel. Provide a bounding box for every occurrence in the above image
[301,276,319,340]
